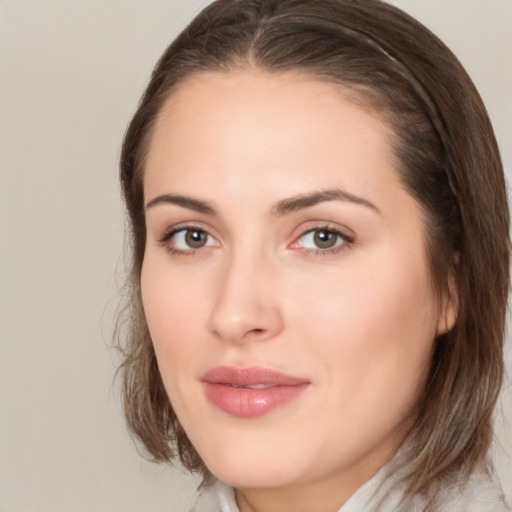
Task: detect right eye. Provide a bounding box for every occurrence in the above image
[174,229,212,249]
[159,227,219,254]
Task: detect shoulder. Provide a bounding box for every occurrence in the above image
[395,461,511,512]
[430,464,511,512]
[189,479,238,512]
[341,445,510,512]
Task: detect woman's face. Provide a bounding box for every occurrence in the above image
[141,70,455,506]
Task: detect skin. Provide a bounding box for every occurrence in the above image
[141,70,456,512]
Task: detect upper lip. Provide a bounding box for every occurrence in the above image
[201,366,310,387]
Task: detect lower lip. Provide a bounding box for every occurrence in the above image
[203,382,309,418]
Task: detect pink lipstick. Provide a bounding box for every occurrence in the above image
[201,366,310,418]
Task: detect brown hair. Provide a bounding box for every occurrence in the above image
[117,0,510,494]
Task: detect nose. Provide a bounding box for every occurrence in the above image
[208,252,284,345]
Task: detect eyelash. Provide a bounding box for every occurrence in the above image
[292,224,354,257]
[157,224,355,257]
[157,225,216,256]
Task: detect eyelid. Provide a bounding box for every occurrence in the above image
[157,222,221,253]
[289,221,355,253]
[157,220,216,241]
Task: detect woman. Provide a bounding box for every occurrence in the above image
[117,0,511,510]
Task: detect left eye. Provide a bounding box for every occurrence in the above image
[172,229,216,249]
[298,229,346,250]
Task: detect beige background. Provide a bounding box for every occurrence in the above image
[0,1,510,510]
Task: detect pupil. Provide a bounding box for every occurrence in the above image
[314,230,336,249]
[186,230,206,248]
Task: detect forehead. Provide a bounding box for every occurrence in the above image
[144,70,400,201]
[153,69,389,140]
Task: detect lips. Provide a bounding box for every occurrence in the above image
[201,366,310,418]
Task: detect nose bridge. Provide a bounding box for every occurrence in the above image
[208,244,283,344]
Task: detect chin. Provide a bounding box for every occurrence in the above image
[208,461,298,490]
[198,437,308,489]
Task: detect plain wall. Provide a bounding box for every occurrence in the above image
[0,1,510,510]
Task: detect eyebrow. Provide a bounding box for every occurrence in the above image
[145,194,216,214]
[270,189,380,217]
[144,188,379,216]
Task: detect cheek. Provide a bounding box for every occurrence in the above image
[289,245,437,408]
[140,256,206,370]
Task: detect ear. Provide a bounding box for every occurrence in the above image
[436,257,459,336]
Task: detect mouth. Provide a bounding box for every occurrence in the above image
[201,366,310,418]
